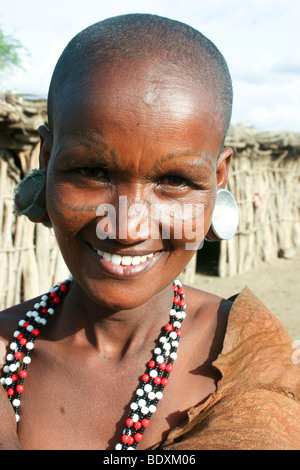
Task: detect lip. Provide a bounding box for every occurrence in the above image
[86,243,163,279]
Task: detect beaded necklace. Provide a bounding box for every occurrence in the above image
[1,277,186,450]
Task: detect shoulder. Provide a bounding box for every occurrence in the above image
[183,284,298,386]
[162,286,300,450]
[179,284,233,382]
[214,286,300,397]
[183,283,233,329]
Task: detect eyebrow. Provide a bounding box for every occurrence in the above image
[151,151,215,172]
[55,130,108,152]
[54,131,122,168]
[54,131,215,173]
[59,129,109,146]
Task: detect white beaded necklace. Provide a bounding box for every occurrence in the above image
[1,277,186,450]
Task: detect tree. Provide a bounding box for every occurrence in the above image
[0,27,27,72]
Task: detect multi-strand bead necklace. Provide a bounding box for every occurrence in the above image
[1,277,186,450]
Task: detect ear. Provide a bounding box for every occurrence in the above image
[33,125,52,227]
[216,146,233,189]
[38,125,52,169]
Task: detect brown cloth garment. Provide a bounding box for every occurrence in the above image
[161,287,300,450]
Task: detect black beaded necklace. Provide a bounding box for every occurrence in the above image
[1,277,186,450]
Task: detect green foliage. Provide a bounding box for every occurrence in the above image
[0,28,27,72]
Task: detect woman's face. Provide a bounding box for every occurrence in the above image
[41,61,232,310]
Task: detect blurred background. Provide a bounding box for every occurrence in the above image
[0,0,299,339]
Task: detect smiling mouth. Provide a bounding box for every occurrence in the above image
[91,246,155,266]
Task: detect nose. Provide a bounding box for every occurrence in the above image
[117,196,155,243]
[96,195,158,244]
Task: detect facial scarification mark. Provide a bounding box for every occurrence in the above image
[189,159,214,172]
[70,205,101,212]
[150,150,214,172]
[59,129,109,149]
[50,190,101,214]
[110,149,121,167]
[55,130,122,170]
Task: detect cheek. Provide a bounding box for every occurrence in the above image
[161,195,214,250]
[45,176,101,236]
[45,178,95,275]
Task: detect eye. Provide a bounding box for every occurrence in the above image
[157,175,189,187]
[78,167,109,180]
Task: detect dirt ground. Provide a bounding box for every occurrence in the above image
[191,248,300,340]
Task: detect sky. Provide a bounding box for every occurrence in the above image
[1,0,300,132]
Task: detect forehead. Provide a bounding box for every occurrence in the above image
[52,60,224,161]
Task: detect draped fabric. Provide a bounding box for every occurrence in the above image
[161,287,300,450]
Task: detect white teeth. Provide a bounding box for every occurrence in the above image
[121,256,132,266]
[102,252,112,262]
[93,247,155,266]
[111,254,122,265]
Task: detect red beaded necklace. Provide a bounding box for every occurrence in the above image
[1,277,186,450]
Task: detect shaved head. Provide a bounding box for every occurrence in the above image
[48,14,233,142]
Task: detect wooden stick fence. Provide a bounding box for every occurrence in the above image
[0,95,70,310]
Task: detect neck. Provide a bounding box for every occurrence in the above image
[48,279,174,361]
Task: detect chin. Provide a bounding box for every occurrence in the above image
[71,274,164,313]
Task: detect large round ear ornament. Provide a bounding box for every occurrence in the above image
[13,169,52,228]
[205,189,239,242]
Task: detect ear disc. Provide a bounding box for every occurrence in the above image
[14,169,52,228]
[205,189,238,242]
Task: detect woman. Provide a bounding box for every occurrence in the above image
[1,14,299,450]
